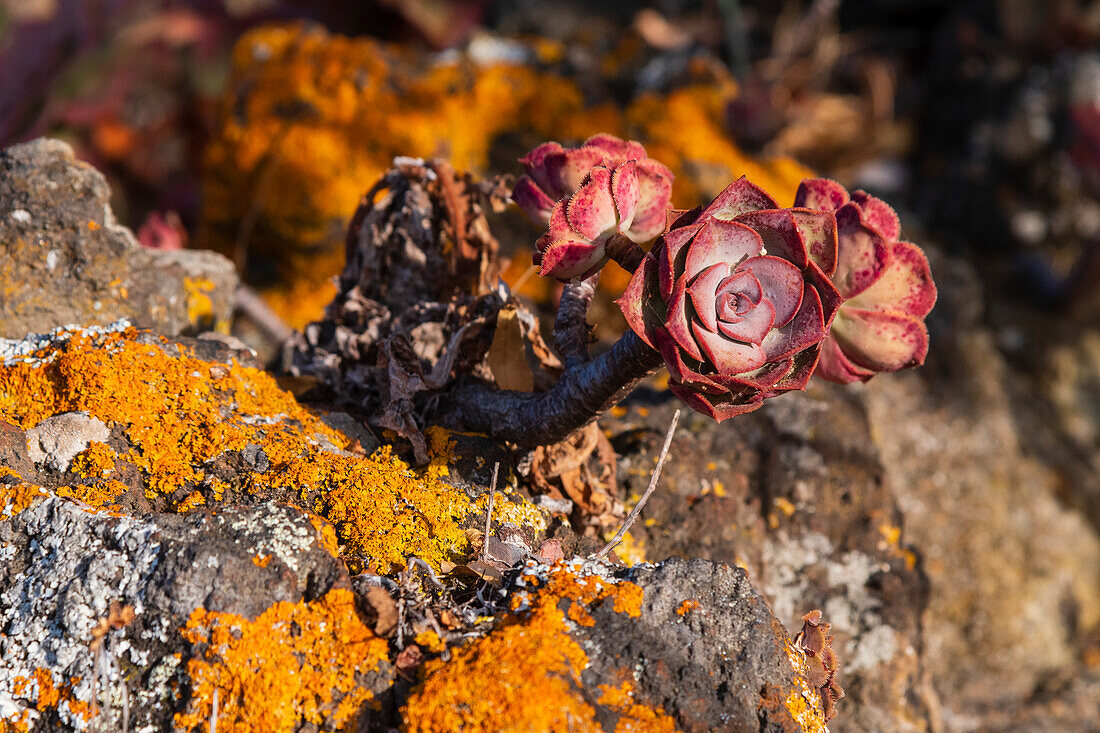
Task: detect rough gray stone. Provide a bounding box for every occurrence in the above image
[24,411,109,472]
[0,498,367,731]
[0,138,237,338]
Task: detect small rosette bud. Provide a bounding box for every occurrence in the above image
[618,178,843,420]
[535,158,673,281]
[513,133,672,229]
[794,179,937,384]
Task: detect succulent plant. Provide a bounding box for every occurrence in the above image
[618,178,843,420]
[794,179,937,384]
[513,133,672,226]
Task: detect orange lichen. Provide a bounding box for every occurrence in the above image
[252,553,272,568]
[675,599,699,617]
[53,479,127,510]
[70,442,116,479]
[4,668,91,731]
[597,681,679,733]
[174,588,389,733]
[0,468,45,519]
[183,277,216,327]
[403,563,651,732]
[0,327,486,572]
[414,630,447,654]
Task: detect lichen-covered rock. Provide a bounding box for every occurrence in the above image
[402,558,828,733]
[0,497,389,731]
[0,138,236,338]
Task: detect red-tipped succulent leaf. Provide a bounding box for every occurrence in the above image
[794,178,937,384]
[618,177,843,420]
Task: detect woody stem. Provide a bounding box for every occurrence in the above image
[553,273,599,367]
[448,329,664,447]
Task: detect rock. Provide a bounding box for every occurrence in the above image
[24,411,109,472]
[604,389,927,733]
[0,498,389,731]
[862,249,1100,726]
[400,558,828,732]
[0,138,237,338]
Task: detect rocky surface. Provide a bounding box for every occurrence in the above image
[0,138,236,338]
[0,498,376,731]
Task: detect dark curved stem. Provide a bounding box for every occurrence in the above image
[605,234,646,273]
[553,273,598,367]
[450,330,664,447]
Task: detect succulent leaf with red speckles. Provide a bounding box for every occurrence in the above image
[794,179,937,384]
[513,133,672,231]
[617,177,843,420]
[533,158,673,281]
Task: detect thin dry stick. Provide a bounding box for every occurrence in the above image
[209,688,218,733]
[593,409,681,561]
[482,462,500,562]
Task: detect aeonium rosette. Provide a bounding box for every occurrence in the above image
[512,135,673,281]
[618,178,843,420]
[794,179,937,384]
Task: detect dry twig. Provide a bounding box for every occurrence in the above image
[482,462,499,562]
[593,409,680,561]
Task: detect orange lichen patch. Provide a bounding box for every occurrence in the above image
[597,681,679,733]
[414,630,447,654]
[252,553,272,568]
[625,84,812,207]
[0,468,45,519]
[183,277,216,326]
[70,441,116,479]
[174,490,206,512]
[5,668,92,731]
[307,514,341,557]
[771,640,827,733]
[175,588,389,733]
[676,599,700,617]
[403,563,648,732]
[774,497,797,517]
[614,531,647,567]
[0,327,479,572]
[54,479,127,510]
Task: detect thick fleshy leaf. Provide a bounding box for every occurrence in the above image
[830,308,929,372]
[700,177,780,221]
[687,263,730,332]
[794,178,849,211]
[617,254,664,350]
[734,209,808,268]
[546,146,608,199]
[538,239,605,280]
[512,175,556,223]
[667,276,705,362]
[585,133,647,162]
[545,200,573,240]
[684,220,764,280]
[815,335,875,384]
[847,241,937,318]
[804,261,843,327]
[851,190,901,242]
[790,208,838,276]
[520,142,566,196]
[691,320,768,374]
[739,255,803,327]
[567,167,617,240]
[668,382,765,422]
[725,356,794,391]
[626,159,674,243]
[717,299,774,344]
[611,160,640,232]
[654,329,724,393]
[833,204,889,298]
[769,344,822,392]
[659,222,704,301]
[760,285,825,362]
